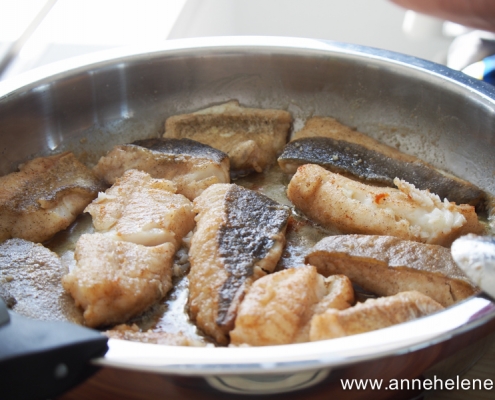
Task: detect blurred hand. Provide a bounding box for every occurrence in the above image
[390,0,495,32]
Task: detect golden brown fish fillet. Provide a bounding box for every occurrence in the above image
[288,117,485,208]
[164,101,292,175]
[62,233,175,327]
[0,152,102,243]
[309,291,443,341]
[105,324,207,347]
[305,234,477,307]
[287,164,483,247]
[188,183,290,344]
[230,265,354,346]
[0,238,82,323]
[63,170,195,327]
[312,274,355,314]
[85,169,195,248]
[93,138,230,200]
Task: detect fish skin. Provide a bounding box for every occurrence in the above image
[133,138,228,163]
[216,184,291,326]
[93,138,230,200]
[279,117,487,211]
[279,136,485,208]
[188,183,290,344]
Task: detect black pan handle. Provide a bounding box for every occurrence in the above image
[0,298,108,400]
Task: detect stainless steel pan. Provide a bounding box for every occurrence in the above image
[1,37,495,398]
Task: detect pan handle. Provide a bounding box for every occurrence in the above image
[0,299,108,400]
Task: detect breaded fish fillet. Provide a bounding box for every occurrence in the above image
[305,234,477,307]
[0,238,82,323]
[309,291,443,341]
[85,169,195,248]
[93,138,230,200]
[188,183,290,344]
[63,170,195,327]
[230,265,354,346]
[287,117,485,209]
[62,233,175,327]
[164,101,292,176]
[287,164,483,246]
[0,152,102,243]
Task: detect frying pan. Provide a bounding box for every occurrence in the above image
[1,37,495,399]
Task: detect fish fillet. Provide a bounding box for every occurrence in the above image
[0,238,82,323]
[105,324,207,347]
[93,138,230,200]
[287,164,483,246]
[85,169,195,248]
[0,152,102,243]
[309,291,443,341]
[62,233,175,327]
[63,170,195,327]
[230,265,354,346]
[285,117,485,209]
[164,101,292,175]
[305,234,477,307]
[188,183,290,344]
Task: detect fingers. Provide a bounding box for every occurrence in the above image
[390,0,495,32]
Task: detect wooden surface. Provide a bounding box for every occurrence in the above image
[426,333,495,400]
[57,325,495,400]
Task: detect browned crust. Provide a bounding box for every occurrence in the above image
[188,183,289,345]
[309,291,444,340]
[0,152,103,242]
[164,101,292,172]
[0,238,83,323]
[287,164,484,247]
[0,152,102,210]
[292,117,485,208]
[305,235,477,307]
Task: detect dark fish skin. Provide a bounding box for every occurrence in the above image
[278,137,485,209]
[216,185,290,328]
[93,138,230,200]
[132,138,228,164]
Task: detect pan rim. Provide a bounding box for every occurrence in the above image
[1,36,494,375]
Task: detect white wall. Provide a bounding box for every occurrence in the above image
[168,0,452,63]
[0,0,454,80]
